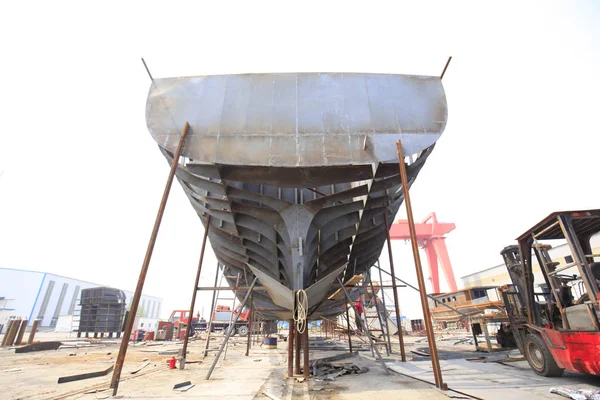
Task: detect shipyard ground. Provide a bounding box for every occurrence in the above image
[0,331,598,399]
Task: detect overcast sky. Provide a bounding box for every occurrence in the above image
[1,1,599,320]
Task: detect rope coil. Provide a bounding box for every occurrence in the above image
[294,289,308,334]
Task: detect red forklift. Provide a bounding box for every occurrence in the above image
[500,210,600,377]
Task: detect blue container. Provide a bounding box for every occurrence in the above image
[264,337,277,348]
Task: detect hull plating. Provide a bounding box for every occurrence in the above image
[146,72,447,320]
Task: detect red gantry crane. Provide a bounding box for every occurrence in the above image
[389,212,457,293]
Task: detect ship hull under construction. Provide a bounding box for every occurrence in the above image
[145,72,448,321]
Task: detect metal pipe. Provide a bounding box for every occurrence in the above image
[288,319,295,377]
[372,263,466,315]
[111,122,190,395]
[303,326,310,378]
[368,270,389,356]
[180,215,212,369]
[206,277,258,380]
[440,56,452,79]
[345,305,353,353]
[377,260,393,354]
[141,58,154,81]
[384,212,406,362]
[336,277,387,370]
[196,286,267,291]
[396,140,444,389]
[245,292,253,357]
[203,263,222,358]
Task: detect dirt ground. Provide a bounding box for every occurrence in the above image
[0,331,598,399]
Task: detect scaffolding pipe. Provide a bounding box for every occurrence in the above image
[206,277,258,380]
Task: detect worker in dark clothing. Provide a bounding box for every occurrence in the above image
[354,298,364,333]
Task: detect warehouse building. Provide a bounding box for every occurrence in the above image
[0,267,162,329]
[461,235,600,288]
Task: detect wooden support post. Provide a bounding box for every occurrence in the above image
[345,306,353,353]
[180,215,211,369]
[384,212,406,362]
[302,326,309,379]
[1,319,15,346]
[110,122,190,396]
[5,318,21,346]
[287,319,295,378]
[396,141,445,389]
[483,322,492,353]
[15,319,28,345]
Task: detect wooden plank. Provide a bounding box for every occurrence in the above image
[328,275,363,300]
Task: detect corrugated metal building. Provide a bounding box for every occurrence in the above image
[0,268,162,328]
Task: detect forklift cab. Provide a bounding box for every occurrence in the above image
[500,210,600,377]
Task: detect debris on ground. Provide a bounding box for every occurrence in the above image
[130,361,151,374]
[15,341,62,353]
[550,387,600,400]
[260,391,281,400]
[173,381,194,391]
[312,361,369,382]
[57,365,114,384]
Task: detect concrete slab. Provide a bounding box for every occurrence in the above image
[388,359,600,399]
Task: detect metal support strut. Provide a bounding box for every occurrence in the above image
[384,212,406,361]
[287,319,295,377]
[206,277,258,380]
[110,122,190,396]
[180,214,212,369]
[396,140,445,389]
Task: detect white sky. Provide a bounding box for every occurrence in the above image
[1,1,599,320]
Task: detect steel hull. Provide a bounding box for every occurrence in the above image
[146,72,448,320]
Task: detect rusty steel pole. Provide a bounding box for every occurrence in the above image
[302,327,309,378]
[287,319,295,377]
[294,327,301,375]
[181,214,212,369]
[384,212,406,362]
[345,305,353,353]
[245,292,253,357]
[110,122,190,395]
[396,141,445,389]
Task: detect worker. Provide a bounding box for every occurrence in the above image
[354,298,364,332]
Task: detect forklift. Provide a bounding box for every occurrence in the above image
[500,210,600,377]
